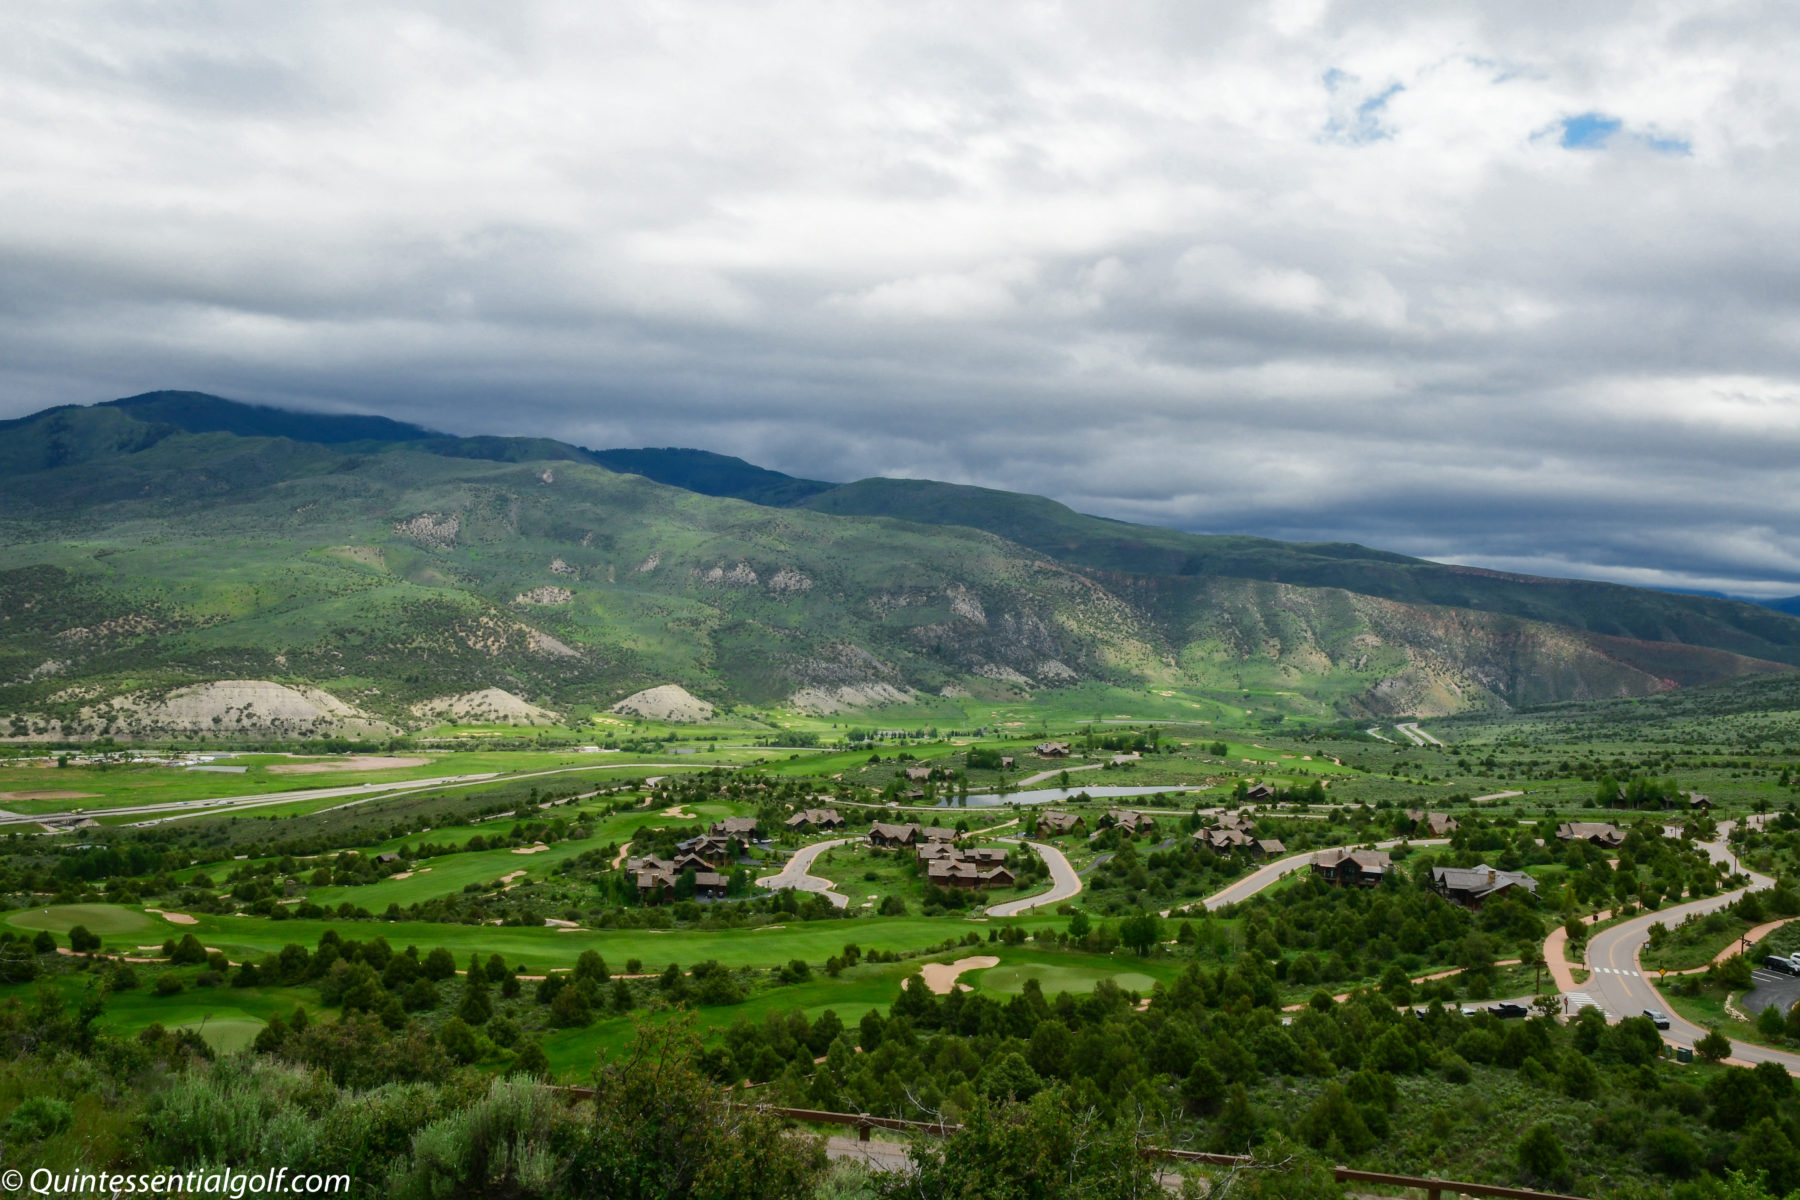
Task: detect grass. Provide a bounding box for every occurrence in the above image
[971,960,1157,996]
[7,904,158,936]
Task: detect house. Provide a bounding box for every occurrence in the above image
[1685,793,1712,811]
[1405,810,1460,837]
[1035,811,1086,836]
[677,833,734,865]
[1104,809,1156,836]
[1000,756,1015,769]
[1430,863,1539,909]
[1213,812,1254,834]
[1034,742,1071,758]
[1111,752,1140,765]
[915,842,959,863]
[1243,783,1277,803]
[1195,827,1254,853]
[919,826,958,844]
[1556,822,1625,849]
[868,822,919,849]
[1311,848,1391,887]
[690,871,731,899]
[924,849,1017,889]
[784,808,844,831]
[905,767,933,782]
[1254,839,1287,858]
[628,854,677,900]
[711,817,761,842]
[374,852,402,865]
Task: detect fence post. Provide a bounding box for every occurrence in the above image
[859,1115,872,1142]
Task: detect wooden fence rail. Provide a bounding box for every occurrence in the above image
[1332,1166,1585,1200]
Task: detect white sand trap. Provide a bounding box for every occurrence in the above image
[389,871,414,880]
[661,806,697,818]
[498,870,527,885]
[544,918,580,928]
[512,843,550,855]
[144,909,197,925]
[919,956,1000,995]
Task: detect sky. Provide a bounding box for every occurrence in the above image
[3,2,1800,598]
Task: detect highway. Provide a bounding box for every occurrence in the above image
[4,761,730,828]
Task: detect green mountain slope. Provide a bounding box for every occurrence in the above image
[0,395,1791,738]
[798,477,1800,667]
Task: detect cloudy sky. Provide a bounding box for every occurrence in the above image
[4,2,1800,597]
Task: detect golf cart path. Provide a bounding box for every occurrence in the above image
[986,841,1080,917]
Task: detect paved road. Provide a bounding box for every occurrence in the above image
[756,838,854,908]
[1582,823,1800,1069]
[1013,763,1104,788]
[986,841,1081,917]
[39,761,723,828]
[1196,838,1449,912]
[1395,722,1444,747]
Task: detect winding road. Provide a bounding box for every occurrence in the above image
[1576,822,1800,1069]
[756,838,854,909]
[1197,837,1450,912]
[985,841,1082,917]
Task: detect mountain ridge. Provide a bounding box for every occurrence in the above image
[0,391,1794,737]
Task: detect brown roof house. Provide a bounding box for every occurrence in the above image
[1103,809,1157,837]
[710,817,762,842]
[1243,784,1277,803]
[1405,810,1460,837]
[1311,848,1392,887]
[1195,827,1255,853]
[1556,822,1625,849]
[784,808,844,831]
[1430,863,1538,909]
[1034,742,1071,758]
[1035,810,1086,837]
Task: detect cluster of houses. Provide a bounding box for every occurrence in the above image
[1555,821,1626,849]
[784,808,843,832]
[865,821,1013,889]
[626,817,763,902]
[1192,812,1286,858]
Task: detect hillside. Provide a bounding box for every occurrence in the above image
[0,393,1793,738]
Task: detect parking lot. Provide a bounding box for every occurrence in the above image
[1742,966,1800,1016]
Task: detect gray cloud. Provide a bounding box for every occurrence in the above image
[2,1,1800,596]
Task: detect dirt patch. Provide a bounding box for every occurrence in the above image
[919,955,1000,995]
[512,843,550,855]
[0,790,99,801]
[413,688,559,726]
[144,909,197,926]
[611,843,633,869]
[611,684,714,723]
[267,756,428,775]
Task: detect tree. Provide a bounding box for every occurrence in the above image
[1759,1003,1787,1040]
[896,1088,1157,1200]
[1516,1124,1571,1189]
[1119,913,1161,957]
[457,954,492,1026]
[67,925,100,954]
[1697,1028,1734,1063]
[567,1016,824,1200]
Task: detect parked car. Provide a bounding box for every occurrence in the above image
[1764,955,1796,975]
[1643,1008,1672,1030]
[1492,1002,1530,1019]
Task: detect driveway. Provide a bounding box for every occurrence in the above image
[756,838,854,909]
[1197,837,1450,912]
[986,841,1081,917]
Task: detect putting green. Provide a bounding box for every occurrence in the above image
[972,962,1156,997]
[175,1017,266,1054]
[5,903,156,937]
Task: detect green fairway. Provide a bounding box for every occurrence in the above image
[7,904,158,937]
[973,959,1159,996]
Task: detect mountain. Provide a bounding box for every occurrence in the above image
[0,392,1793,738]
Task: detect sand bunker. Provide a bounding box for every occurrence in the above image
[268,756,428,775]
[919,956,1000,995]
[543,918,580,928]
[661,806,696,818]
[0,790,99,801]
[498,870,527,885]
[512,843,550,855]
[144,909,197,926]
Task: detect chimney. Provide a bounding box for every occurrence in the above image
[1487,868,1497,885]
